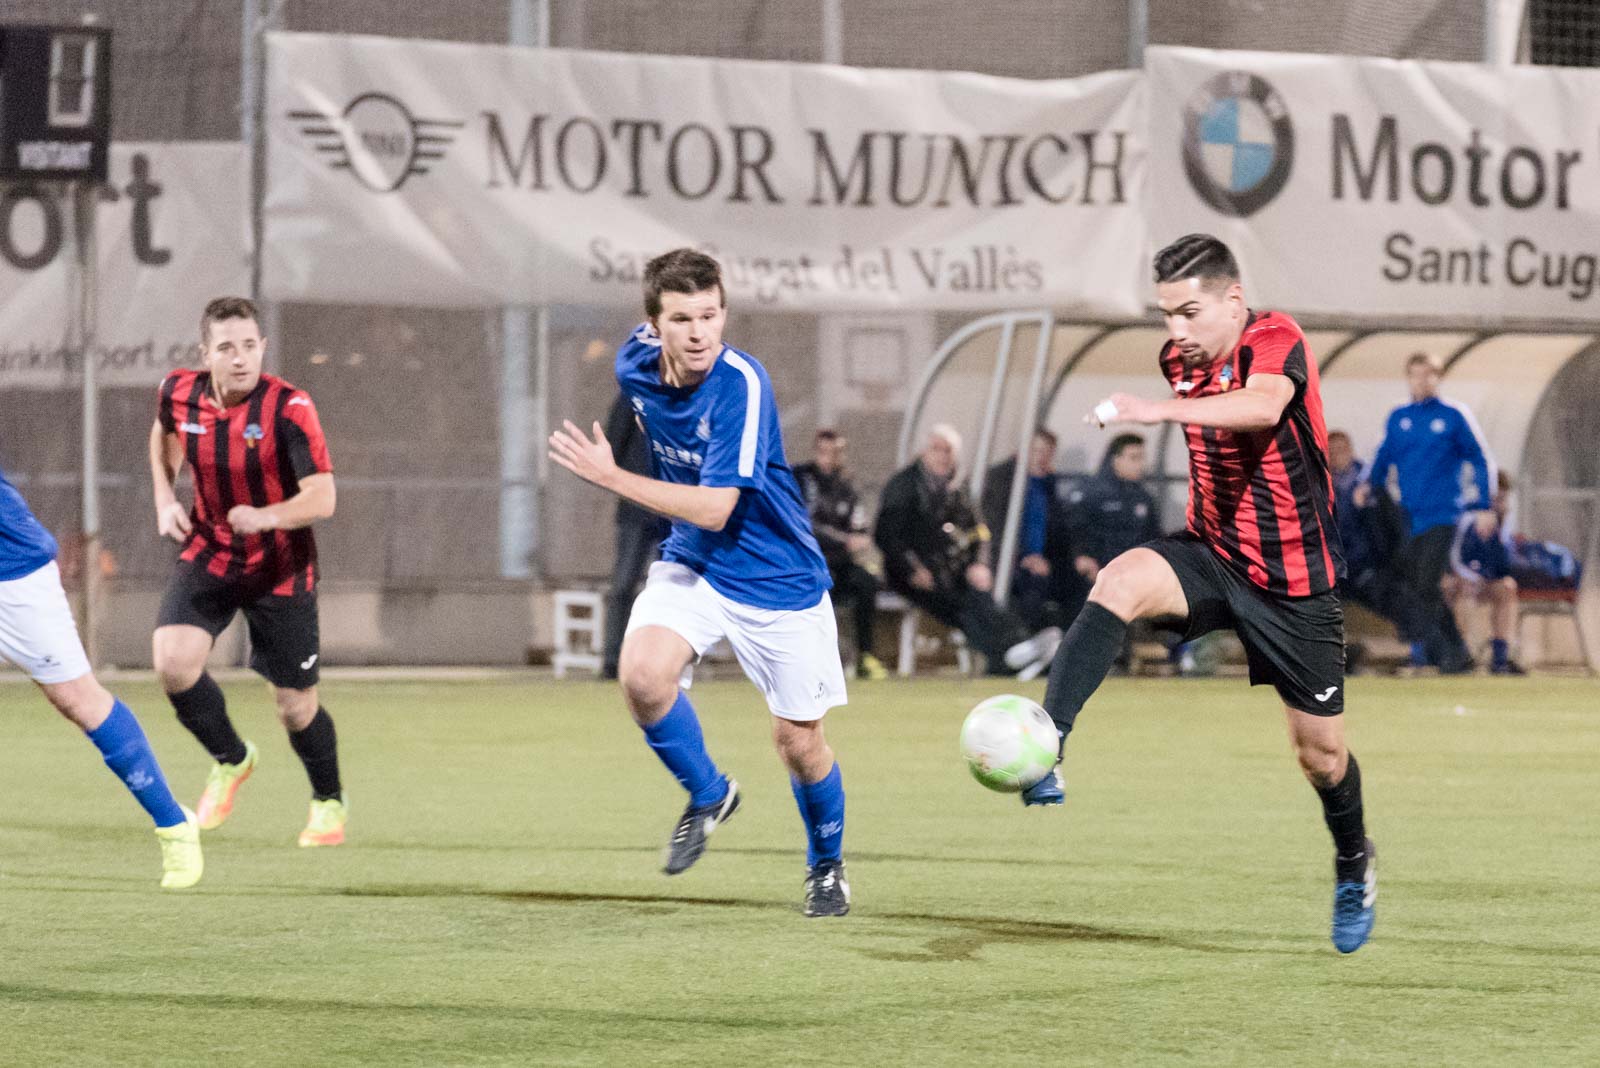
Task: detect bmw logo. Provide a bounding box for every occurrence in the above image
[1181,71,1294,218]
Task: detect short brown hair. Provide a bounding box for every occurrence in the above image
[643,249,724,318]
[1405,352,1440,373]
[201,296,259,344]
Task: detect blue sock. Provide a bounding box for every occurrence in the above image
[1409,641,1428,667]
[641,692,726,807]
[790,762,845,867]
[87,700,186,829]
[1491,638,1509,669]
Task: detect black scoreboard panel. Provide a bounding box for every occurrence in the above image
[0,24,112,181]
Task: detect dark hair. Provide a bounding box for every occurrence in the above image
[815,428,841,442]
[1327,429,1352,445]
[1153,234,1239,286]
[1107,432,1145,459]
[643,248,725,318]
[1497,470,1513,493]
[1030,427,1059,449]
[200,296,259,344]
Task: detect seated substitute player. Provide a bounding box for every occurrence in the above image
[0,467,201,887]
[148,297,347,847]
[548,249,851,918]
[1029,234,1377,954]
[1445,471,1526,675]
[793,428,889,681]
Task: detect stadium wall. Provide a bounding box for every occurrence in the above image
[5,0,1591,669]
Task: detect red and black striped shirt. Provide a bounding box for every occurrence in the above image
[1160,310,1344,597]
[158,369,333,596]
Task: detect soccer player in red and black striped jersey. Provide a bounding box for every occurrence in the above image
[1030,234,1376,953]
[148,296,347,848]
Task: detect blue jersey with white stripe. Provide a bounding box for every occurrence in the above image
[0,466,58,582]
[615,324,829,611]
[1451,513,1512,582]
[1367,396,1494,535]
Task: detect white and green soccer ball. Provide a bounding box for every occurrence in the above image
[959,694,1059,793]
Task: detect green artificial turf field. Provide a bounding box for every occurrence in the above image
[2,672,1596,1066]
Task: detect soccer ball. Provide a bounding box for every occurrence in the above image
[959,694,1059,793]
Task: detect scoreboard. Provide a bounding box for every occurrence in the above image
[0,24,112,181]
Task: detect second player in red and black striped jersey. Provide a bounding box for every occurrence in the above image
[156,367,333,595]
[1158,310,1342,597]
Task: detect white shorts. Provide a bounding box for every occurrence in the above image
[0,560,92,685]
[625,561,847,721]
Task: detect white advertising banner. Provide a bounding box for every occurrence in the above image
[263,32,1146,315]
[1148,46,1600,322]
[0,143,248,388]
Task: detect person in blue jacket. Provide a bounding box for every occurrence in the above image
[1366,354,1492,672]
[1446,471,1527,675]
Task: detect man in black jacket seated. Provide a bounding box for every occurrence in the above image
[874,424,1059,678]
[793,429,888,680]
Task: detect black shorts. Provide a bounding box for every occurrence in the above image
[156,560,321,690]
[1145,533,1345,715]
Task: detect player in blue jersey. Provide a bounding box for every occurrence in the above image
[0,467,202,888]
[549,249,850,917]
[1367,353,1494,672]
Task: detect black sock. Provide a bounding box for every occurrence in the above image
[1317,753,1368,876]
[1042,601,1128,742]
[169,673,248,766]
[289,708,342,801]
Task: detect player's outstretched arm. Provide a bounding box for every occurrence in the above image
[549,419,739,531]
[148,420,191,543]
[228,473,336,535]
[1089,374,1294,433]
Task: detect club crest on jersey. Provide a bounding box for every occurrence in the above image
[696,416,711,441]
[1219,364,1235,389]
[243,423,265,449]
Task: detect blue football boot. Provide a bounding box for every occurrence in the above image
[1331,837,1377,953]
[1020,765,1065,807]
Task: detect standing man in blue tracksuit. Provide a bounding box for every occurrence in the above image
[1366,353,1493,673]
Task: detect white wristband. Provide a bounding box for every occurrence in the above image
[1093,400,1119,427]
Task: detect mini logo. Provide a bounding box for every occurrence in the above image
[300,653,319,670]
[1182,70,1294,218]
[178,421,207,435]
[1175,381,1196,394]
[1314,685,1339,703]
[243,423,264,449]
[1430,417,1447,433]
[696,416,712,442]
[287,396,311,407]
[289,92,465,193]
[631,395,644,413]
[126,769,154,791]
[1399,417,1413,431]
